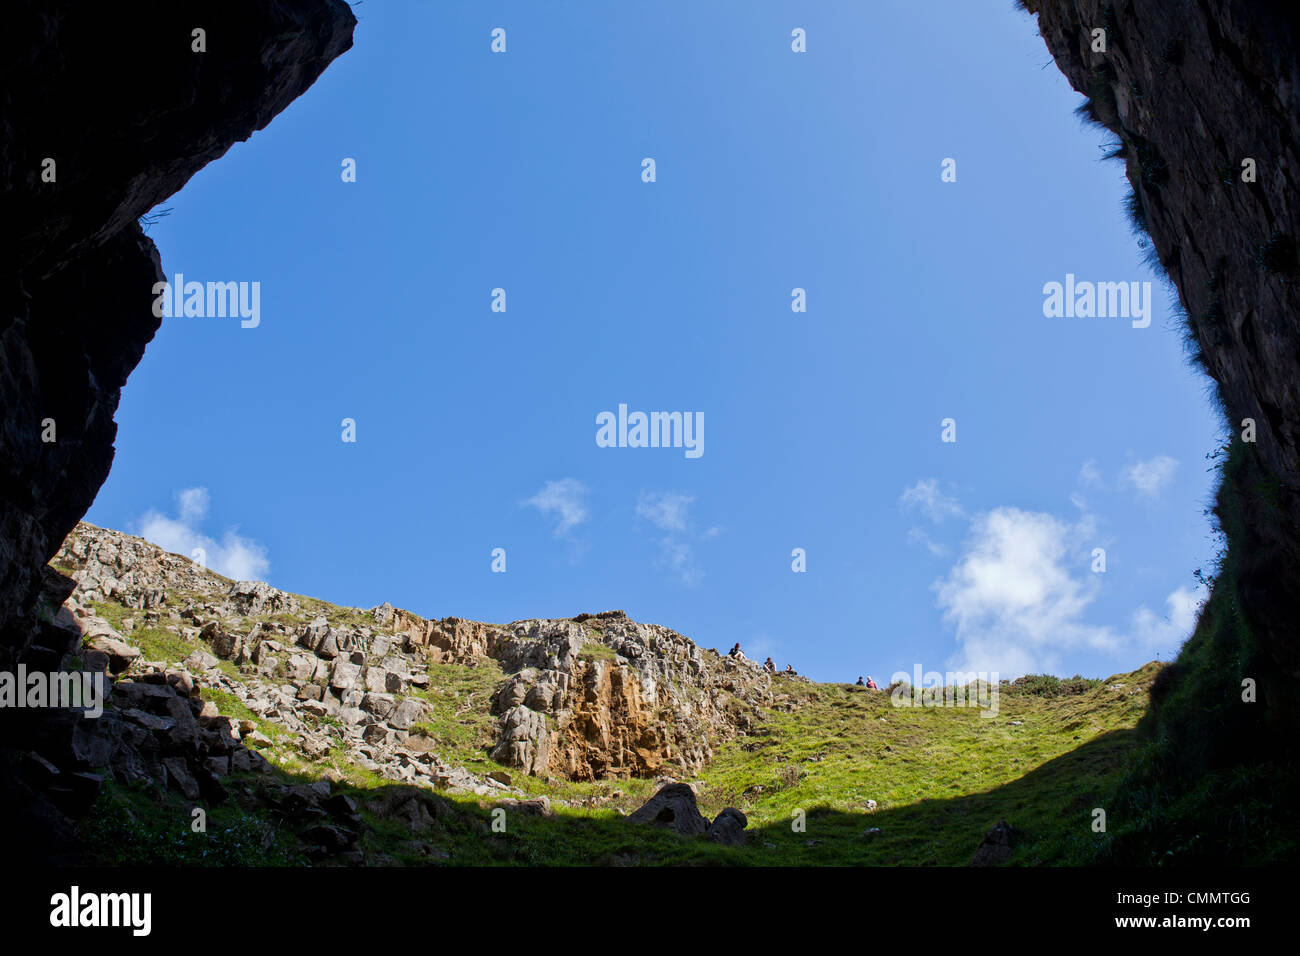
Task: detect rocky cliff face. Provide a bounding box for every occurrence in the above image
[486,612,772,780]
[0,0,356,675]
[370,604,777,781]
[38,524,775,809]
[1024,0,1300,679]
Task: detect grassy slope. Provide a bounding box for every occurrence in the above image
[74,580,1162,864]
[1080,441,1300,865]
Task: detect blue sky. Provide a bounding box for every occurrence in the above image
[88,0,1225,682]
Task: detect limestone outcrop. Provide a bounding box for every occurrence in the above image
[6,522,785,859]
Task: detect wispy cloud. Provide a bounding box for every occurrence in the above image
[1121,455,1179,498]
[907,526,949,557]
[636,491,706,585]
[135,487,269,581]
[900,478,965,523]
[522,479,589,536]
[636,490,694,533]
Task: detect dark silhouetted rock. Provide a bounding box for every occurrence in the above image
[627,783,708,837]
[969,820,1020,866]
[705,807,749,846]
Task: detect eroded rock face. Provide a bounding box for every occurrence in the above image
[368,603,776,781]
[0,0,356,671]
[376,605,513,664]
[40,526,516,804]
[482,613,774,781]
[48,525,780,799]
[1023,0,1300,676]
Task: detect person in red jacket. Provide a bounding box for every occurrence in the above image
[865,676,879,690]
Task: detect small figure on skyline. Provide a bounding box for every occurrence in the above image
[728,642,741,658]
[763,656,776,673]
[856,676,864,686]
[865,676,879,690]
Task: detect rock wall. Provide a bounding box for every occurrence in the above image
[49,524,774,797]
[486,613,773,781]
[372,602,777,781]
[1024,0,1300,678]
[0,0,356,671]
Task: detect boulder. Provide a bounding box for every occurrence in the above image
[183,648,219,671]
[360,692,396,720]
[299,618,329,652]
[705,807,748,846]
[491,705,551,775]
[329,659,361,691]
[83,633,140,675]
[969,820,1019,866]
[199,622,241,661]
[227,580,298,616]
[162,757,200,800]
[495,796,551,817]
[389,699,426,731]
[363,666,390,694]
[627,783,708,837]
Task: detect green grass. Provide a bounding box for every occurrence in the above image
[408,660,507,771]
[63,603,1175,866]
[681,669,1153,865]
[61,510,1294,865]
[131,626,198,666]
[199,686,288,744]
[77,779,309,866]
[91,599,132,633]
[293,663,1157,865]
[1009,674,1105,698]
[296,596,375,630]
[1077,439,1300,865]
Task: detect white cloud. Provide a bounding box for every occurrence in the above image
[907,526,949,557]
[935,507,1118,677]
[177,487,209,524]
[636,491,695,533]
[522,479,589,536]
[1121,455,1179,498]
[900,479,964,523]
[135,487,269,581]
[1132,585,1206,655]
[1078,459,1104,488]
[636,491,705,585]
